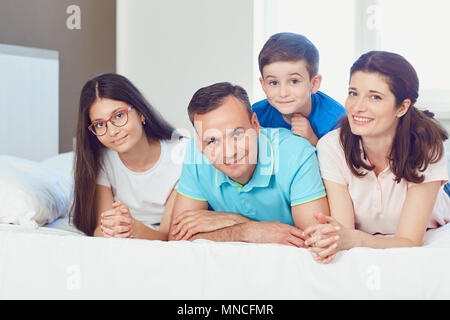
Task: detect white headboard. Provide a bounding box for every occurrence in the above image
[0,43,59,162]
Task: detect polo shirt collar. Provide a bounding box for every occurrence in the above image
[215,131,274,190]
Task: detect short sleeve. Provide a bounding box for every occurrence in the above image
[407,152,449,188]
[316,130,348,185]
[290,150,327,206]
[176,139,208,201]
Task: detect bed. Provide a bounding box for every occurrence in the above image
[1,151,450,300]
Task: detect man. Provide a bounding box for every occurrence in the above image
[168,82,329,247]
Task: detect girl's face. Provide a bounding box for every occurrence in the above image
[88,98,146,153]
[345,71,408,139]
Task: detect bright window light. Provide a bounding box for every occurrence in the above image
[254,0,356,105]
[378,0,450,117]
[258,0,450,119]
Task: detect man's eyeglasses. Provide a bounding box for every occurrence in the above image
[88,106,133,136]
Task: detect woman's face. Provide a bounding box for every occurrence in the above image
[88,98,146,153]
[345,71,406,139]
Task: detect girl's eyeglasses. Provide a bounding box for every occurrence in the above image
[88,106,133,136]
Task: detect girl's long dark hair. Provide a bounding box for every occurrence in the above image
[72,73,178,235]
[340,51,448,183]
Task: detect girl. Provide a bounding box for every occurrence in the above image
[72,73,186,239]
[304,51,450,263]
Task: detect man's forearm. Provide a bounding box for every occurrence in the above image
[168,210,252,241]
[188,222,248,242]
[227,212,252,224]
[188,220,307,247]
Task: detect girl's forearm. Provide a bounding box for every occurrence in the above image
[94,220,167,240]
[93,225,103,237]
[134,219,168,241]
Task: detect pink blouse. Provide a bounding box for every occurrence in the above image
[317,129,450,235]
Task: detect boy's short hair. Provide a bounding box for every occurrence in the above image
[258,32,319,78]
[188,82,252,125]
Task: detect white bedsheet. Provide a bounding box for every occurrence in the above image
[1,219,450,299]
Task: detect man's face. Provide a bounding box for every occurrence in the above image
[193,95,260,185]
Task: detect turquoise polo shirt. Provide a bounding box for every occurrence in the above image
[177,127,326,226]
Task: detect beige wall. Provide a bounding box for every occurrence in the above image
[117,0,255,135]
[0,0,116,153]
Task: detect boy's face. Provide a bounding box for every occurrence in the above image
[260,60,321,116]
[193,96,260,186]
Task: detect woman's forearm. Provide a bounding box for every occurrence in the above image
[345,229,420,250]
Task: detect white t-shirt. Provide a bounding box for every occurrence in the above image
[97,138,187,226]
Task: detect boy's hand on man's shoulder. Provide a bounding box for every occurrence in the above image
[290,114,318,146]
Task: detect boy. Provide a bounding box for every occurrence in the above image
[253,32,346,146]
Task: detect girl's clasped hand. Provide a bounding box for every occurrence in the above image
[100,200,136,238]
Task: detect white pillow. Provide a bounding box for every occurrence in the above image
[0,155,73,228]
[41,152,74,177]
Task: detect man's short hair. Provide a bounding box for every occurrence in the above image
[258,32,319,78]
[188,82,252,124]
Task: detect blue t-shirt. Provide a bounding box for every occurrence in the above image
[177,127,326,226]
[252,91,346,139]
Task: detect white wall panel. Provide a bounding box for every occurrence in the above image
[0,44,59,161]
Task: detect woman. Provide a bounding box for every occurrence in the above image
[304,51,450,263]
[72,73,186,238]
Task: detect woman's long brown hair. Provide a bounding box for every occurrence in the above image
[340,51,448,183]
[71,73,178,235]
